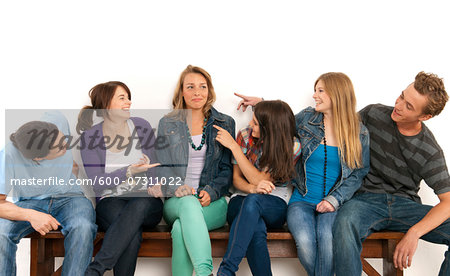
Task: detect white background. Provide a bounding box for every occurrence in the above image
[1,0,449,275]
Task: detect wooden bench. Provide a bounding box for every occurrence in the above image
[26,225,404,276]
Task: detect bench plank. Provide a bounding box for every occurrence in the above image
[26,228,404,276]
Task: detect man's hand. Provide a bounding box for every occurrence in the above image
[251,180,275,194]
[235,93,263,112]
[316,200,335,213]
[393,230,420,270]
[198,190,211,207]
[27,210,60,236]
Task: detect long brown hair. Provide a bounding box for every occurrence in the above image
[76,81,131,134]
[315,72,362,169]
[254,100,297,183]
[170,65,216,119]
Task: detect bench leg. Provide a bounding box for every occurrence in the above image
[383,239,403,276]
[361,256,381,276]
[30,238,55,276]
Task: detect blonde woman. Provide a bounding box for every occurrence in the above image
[153,65,235,276]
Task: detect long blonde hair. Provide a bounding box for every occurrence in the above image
[316,72,363,169]
[171,65,216,118]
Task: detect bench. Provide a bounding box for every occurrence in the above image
[26,225,404,276]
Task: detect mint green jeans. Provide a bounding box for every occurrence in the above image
[164,195,227,276]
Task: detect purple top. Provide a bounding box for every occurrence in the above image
[80,117,157,196]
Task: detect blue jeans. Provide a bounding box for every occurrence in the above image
[217,194,287,276]
[333,192,450,276]
[287,201,336,276]
[0,196,96,276]
[85,197,163,276]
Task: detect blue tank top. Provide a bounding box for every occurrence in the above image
[289,144,341,205]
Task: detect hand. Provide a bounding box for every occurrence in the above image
[393,230,419,270]
[213,125,238,150]
[316,200,335,213]
[174,185,195,197]
[235,92,263,112]
[252,180,275,194]
[72,161,79,177]
[148,184,163,198]
[130,154,160,175]
[27,210,60,236]
[198,190,211,207]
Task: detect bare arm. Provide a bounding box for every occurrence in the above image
[232,165,274,194]
[233,164,256,193]
[0,194,60,235]
[393,191,450,270]
[214,125,271,185]
[235,93,263,112]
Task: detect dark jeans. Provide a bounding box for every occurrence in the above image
[85,197,163,276]
[217,194,287,276]
[333,192,450,276]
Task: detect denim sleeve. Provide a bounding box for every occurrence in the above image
[201,117,235,202]
[154,118,185,197]
[324,127,370,210]
[80,132,129,195]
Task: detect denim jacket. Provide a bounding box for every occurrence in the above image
[155,107,235,202]
[292,107,370,210]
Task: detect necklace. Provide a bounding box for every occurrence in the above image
[186,117,207,151]
[322,116,327,198]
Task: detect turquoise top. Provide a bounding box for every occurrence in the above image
[289,144,341,205]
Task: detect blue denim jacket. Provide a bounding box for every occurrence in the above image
[292,107,370,210]
[155,107,235,202]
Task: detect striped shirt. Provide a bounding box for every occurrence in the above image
[358,104,450,202]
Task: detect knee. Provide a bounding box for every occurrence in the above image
[0,219,21,244]
[241,194,263,214]
[332,210,354,237]
[70,218,97,238]
[178,195,201,210]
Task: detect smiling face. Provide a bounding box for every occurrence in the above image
[313,79,332,113]
[107,86,132,119]
[391,83,432,124]
[182,73,209,110]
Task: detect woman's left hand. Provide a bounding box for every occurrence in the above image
[316,200,335,213]
[198,190,211,207]
[213,125,237,150]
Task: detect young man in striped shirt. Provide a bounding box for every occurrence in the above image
[333,72,450,275]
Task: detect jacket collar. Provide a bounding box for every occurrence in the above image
[308,109,324,127]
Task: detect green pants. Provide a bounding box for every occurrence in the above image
[164,195,227,276]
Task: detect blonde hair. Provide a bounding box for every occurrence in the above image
[171,65,216,118]
[315,72,363,169]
